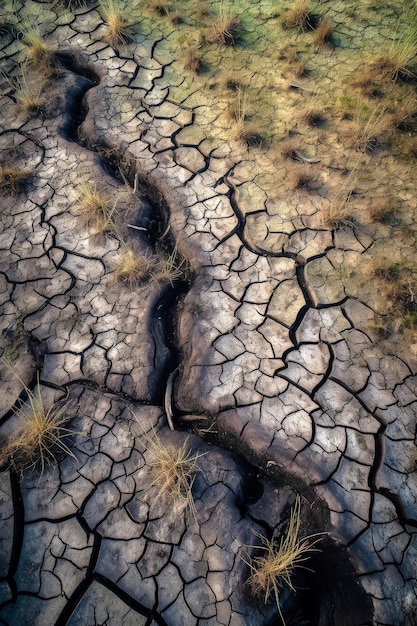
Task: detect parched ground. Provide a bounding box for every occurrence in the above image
[0,1,417,625]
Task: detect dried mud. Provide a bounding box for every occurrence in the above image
[0,1,416,625]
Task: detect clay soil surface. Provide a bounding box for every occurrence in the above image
[0,1,417,625]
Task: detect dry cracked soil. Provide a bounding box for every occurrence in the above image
[0,1,417,625]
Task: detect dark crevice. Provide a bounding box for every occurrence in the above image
[295,262,316,308]
[54,51,100,142]
[53,533,168,626]
[148,281,190,407]
[222,174,269,257]
[302,538,374,626]
[288,304,310,346]
[65,377,159,407]
[7,472,24,595]
[92,573,168,626]
[311,342,335,397]
[25,48,196,415]
[377,488,417,529]
[368,422,387,495]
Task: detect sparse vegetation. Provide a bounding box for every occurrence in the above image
[145,0,172,16]
[234,120,264,146]
[274,43,308,77]
[20,24,54,74]
[192,0,210,22]
[371,38,417,83]
[369,197,402,225]
[287,163,318,190]
[320,196,354,230]
[168,9,182,25]
[1,321,28,363]
[0,365,75,477]
[228,88,264,146]
[281,0,313,32]
[365,258,417,314]
[141,426,204,514]
[152,247,188,286]
[208,3,242,46]
[182,45,204,73]
[76,180,119,236]
[100,0,130,48]
[115,247,154,287]
[115,243,188,288]
[337,94,359,120]
[312,19,335,48]
[0,164,31,194]
[298,103,326,127]
[243,496,324,624]
[351,104,388,153]
[4,69,46,118]
[320,171,357,229]
[274,137,301,161]
[219,71,245,91]
[387,96,417,131]
[353,39,417,98]
[402,134,417,158]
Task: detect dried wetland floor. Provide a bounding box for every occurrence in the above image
[0,0,417,625]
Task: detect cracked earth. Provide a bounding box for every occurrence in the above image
[0,1,417,625]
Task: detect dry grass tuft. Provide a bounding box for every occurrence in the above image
[274,45,308,78]
[366,258,417,303]
[351,70,384,99]
[320,195,354,229]
[365,257,397,282]
[312,19,335,48]
[100,0,130,48]
[368,197,402,225]
[76,180,119,236]
[0,164,31,194]
[353,40,417,97]
[234,120,264,146]
[115,247,154,287]
[168,9,182,24]
[281,0,314,32]
[208,3,242,46]
[287,164,318,190]
[298,104,326,127]
[145,0,172,16]
[0,366,76,477]
[353,106,389,153]
[142,427,205,514]
[20,24,54,74]
[371,39,417,83]
[219,72,245,91]
[320,170,357,229]
[228,88,264,146]
[192,0,211,22]
[182,46,204,73]
[243,496,324,623]
[152,247,188,286]
[3,70,46,119]
[359,256,417,335]
[274,137,301,161]
[387,97,417,132]
[115,243,188,288]
[241,122,263,146]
